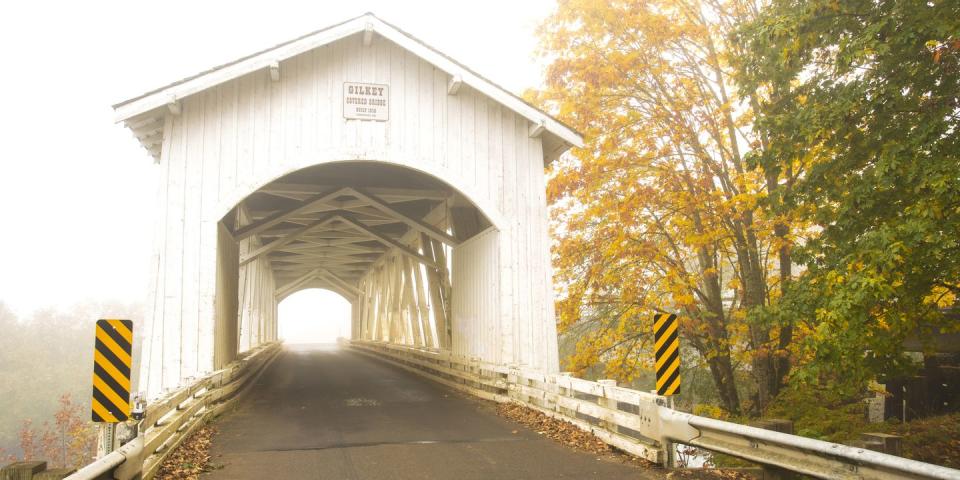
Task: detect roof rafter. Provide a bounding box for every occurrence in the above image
[236,187,352,240]
[275,268,321,298]
[318,268,361,295]
[337,213,440,270]
[345,187,458,246]
[240,213,339,264]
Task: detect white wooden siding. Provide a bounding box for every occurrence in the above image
[451,228,501,363]
[137,33,558,397]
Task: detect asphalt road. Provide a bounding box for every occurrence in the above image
[204,344,657,479]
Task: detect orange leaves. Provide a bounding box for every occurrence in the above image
[536,0,801,413]
[16,394,95,468]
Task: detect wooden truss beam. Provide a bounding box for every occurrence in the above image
[275,268,321,298]
[336,214,441,270]
[240,213,338,264]
[235,187,351,240]
[345,187,459,246]
[317,268,361,295]
[260,183,449,201]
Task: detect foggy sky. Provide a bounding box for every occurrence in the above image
[0,1,553,324]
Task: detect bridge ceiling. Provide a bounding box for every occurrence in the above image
[231,162,490,298]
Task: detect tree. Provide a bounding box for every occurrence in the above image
[0,300,141,459]
[736,0,960,392]
[17,395,95,468]
[535,0,800,414]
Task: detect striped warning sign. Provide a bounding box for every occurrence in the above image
[91,319,133,422]
[653,313,680,396]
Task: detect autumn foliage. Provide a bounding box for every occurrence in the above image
[534,0,798,415]
[534,0,959,416]
[14,394,96,468]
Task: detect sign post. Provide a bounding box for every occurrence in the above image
[91,319,133,457]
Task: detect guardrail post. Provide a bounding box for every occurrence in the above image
[469,357,480,389]
[507,364,520,401]
[860,432,902,456]
[1,461,47,480]
[95,424,116,459]
[652,390,678,468]
[750,419,796,480]
[556,372,573,417]
[597,379,618,434]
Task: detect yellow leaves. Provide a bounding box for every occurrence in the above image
[825,271,844,287]
[876,316,890,331]
[693,403,730,420]
[673,292,697,307]
[923,284,958,309]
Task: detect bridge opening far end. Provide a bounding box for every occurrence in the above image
[278,288,351,344]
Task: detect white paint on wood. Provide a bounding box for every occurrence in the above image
[269,61,280,82]
[113,13,581,158]
[451,227,500,363]
[166,96,181,116]
[362,23,374,47]
[126,18,565,398]
[528,120,545,138]
[447,75,462,95]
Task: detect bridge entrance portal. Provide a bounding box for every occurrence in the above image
[117,13,581,398]
[215,161,493,368]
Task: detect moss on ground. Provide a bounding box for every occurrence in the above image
[760,385,960,468]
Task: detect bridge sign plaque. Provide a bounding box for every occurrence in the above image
[653,313,681,396]
[343,82,389,121]
[91,319,133,422]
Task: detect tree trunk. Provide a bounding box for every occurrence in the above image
[766,169,794,400]
[706,352,742,416]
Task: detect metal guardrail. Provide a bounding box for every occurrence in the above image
[65,342,281,480]
[347,339,960,480]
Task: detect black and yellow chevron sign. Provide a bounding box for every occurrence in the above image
[91,319,133,422]
[653,313,681,396]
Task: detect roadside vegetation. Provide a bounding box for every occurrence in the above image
[532,0,959,457]
[2,0,958,472]
[0,301,141,465]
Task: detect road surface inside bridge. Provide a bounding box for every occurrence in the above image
[203,344,659,479]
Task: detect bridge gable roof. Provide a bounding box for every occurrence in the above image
[113,13,582,164]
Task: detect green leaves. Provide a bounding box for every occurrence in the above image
[737,0,960,392]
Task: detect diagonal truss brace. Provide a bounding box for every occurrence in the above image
[240,213,338,265]
[344,187,459,246]
[234,187,351,241]
[336,214,441,270]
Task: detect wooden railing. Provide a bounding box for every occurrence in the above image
[65,342,281,480]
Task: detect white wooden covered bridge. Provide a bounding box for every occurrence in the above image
[115,13,582,398]
[45,13,959,480]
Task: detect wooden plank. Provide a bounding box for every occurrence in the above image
[346,187,458,246]
[410,238,435,348]
[317,268,361,295]
[239,214,338,264]
[337,214,440,269]
[275,269,320,298]
[400,256,422,346]
[422,233,449,349]
[234,188,349,240]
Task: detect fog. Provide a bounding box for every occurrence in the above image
[279,289,352,344]
[0,0,552,461]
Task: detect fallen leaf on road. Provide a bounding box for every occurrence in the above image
[154,425,218,480]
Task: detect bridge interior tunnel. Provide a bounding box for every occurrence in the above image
[214,162,493,368]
